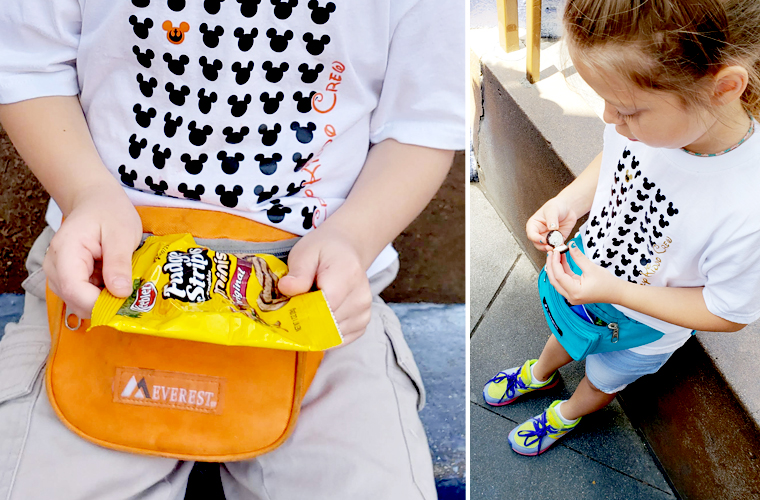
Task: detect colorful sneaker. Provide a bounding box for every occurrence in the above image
[482,359,558,406]
[508,400,581,456]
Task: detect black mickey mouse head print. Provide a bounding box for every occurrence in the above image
[611,237,623,246]
[133,104,157,128]
[590,216,599,227]
[266,28,293,52]
[649,201,657,213]
[178,183,205,200]
[636,189,649,201]
[640,254,652,266]
[137,74,158,97]
[262,61,288,83]
[622,148,631,158]
[234,27,258,51]
[267,199,292,223]
[627,243,636,255]
[152,144,172,169]
[228,94,252,117]
[667,202,679,216]
[133,46,155,68]
[216,184,243,208]
[639,221,648,235]
[652,226,663,238]
[163,53,190,75]
[634,233,645,244]
[197,89,218,114]
[118,165,138,187]
[223,126,250,144]
[630,202,643,212]
[165,82,191,105]
[614,266,626,278]
[217,151,244,174]
[617,160,625,172]
[133,0,150,7]
[232,61,254,85]
[237,0,261,18]
[167,0,185,12]
[286,181,305,196]
[308,1,335,24]
[624,214,637,225]
[301,206,315,230]
[302,33,330,55]
[254,184,279,203]
[260,92,284,114]
[187,121,213,146]
[586,236,595,248]
[258,124,281,146]
[655,189,666,203]
[632,265,641,277]
[642,177,656,190]
[271,0,298,19]
[606,248,618,259]
[204,0,225,15]
[199,56,223,81]
[199,23,224,48]
[620,254,631,266]
[293,91,316,113]
[145,176,168,195]
[658,214,670,228]
[129,16,154,39]
[180,153,208,174]
[291,121,316,144]
[293,152,313,171]
[164,112,183,137]
[298,63,323,84]
[129,134,148,159]
[254,153,282,174]
[592,249,600,260]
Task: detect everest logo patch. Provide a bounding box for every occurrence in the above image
[130,282,158,313]
[113,367,225,414]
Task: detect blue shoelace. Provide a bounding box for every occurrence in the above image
[517,411,560,450]
[486,368,528,403]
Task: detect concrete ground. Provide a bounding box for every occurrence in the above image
[470,183,676,500]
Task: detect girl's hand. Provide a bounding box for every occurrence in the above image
[545,241,624,305]
[277,226,373,347]
[526,197,579,252]
[44,183,142,319]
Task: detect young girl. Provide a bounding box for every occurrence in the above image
[484,0,760,456]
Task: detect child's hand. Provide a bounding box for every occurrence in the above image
[43,185,142,319]
[545,242,624,305]
[526,197,579,252]
[277,227,373,346]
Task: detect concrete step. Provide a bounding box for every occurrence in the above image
[0,295,465,499]
[471,28,760,499]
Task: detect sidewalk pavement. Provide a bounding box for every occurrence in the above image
[470,183,677,500]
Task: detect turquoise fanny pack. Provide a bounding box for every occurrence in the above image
[537,235,666,361]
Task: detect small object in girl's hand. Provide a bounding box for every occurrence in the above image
[546,230,569,253]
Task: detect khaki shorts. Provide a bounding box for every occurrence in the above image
[0,228,435,500]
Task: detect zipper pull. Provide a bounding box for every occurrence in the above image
[609,322,619,343]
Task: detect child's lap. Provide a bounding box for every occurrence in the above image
[0,229,434,500]
[585,348,674,394]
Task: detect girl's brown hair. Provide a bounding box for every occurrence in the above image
[563,0,760,119]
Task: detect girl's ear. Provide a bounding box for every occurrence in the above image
[711,65,749,106]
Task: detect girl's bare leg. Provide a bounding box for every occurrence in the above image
[560,376,617,420]
[531,334,573,382]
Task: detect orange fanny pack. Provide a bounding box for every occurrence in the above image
[45,207,324,461]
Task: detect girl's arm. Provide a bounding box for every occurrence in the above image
[526,152,602,252]
[0,96,142,317]
[546,246,745,332]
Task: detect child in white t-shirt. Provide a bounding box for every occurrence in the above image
[0,0,464,497]
[484,0,760,456]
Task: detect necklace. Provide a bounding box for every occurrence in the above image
[682,116,755,157]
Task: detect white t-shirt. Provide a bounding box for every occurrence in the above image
[581,124,760,354]
[0,0,465,275]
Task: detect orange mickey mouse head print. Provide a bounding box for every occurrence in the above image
[162,21,190,44]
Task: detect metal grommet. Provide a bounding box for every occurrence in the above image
[64,305,82,331]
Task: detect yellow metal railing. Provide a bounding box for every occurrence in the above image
[497,0,542,83]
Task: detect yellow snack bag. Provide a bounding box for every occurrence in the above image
[90,233,342,351]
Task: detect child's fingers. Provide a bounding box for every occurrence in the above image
[101,226,140,298]
[46,242,101,318]
[278,243,319,297]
